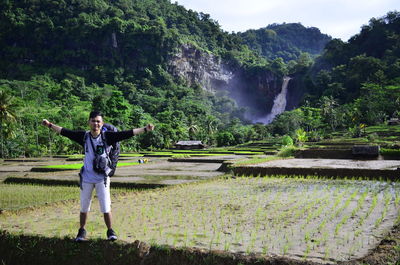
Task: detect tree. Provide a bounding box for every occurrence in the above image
[0,89,18,158]
[295,129,308,147]
[216,131,235,147]
[187,116,199,140]
[318,96,338,130]
[269,109,304,136]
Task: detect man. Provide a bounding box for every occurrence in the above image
[42,111,154,242]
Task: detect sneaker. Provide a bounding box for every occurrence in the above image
[75,228,86,242]
[107,228,117,241]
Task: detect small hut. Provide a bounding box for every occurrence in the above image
[388,118,400,125]
[175,140,205,150]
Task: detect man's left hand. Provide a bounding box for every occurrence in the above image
[145,124,155,132]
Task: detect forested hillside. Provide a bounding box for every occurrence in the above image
[0,0,398,158]
[267,11,400,139]
[239,23,332,61]
[0,0,283,157]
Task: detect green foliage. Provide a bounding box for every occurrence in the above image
[0,1,398,156]
[233,155,283,166]
[281,135,293,146]
[380,148,400,157]
[268,109,304,136]
[216,131,235,147]
[304,11,400,131]
[239,23,331,62]
[0,184,79,210]
[0,0,288,157]
[295,129,308,146]
[262,11,400,140]
[277,146,297,157]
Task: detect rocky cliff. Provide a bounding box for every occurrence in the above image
[168,44,297,122]
[168,44,234,93]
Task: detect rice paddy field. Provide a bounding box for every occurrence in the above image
[1,176,399,264]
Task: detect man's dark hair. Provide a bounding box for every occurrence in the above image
[89,110,104,120]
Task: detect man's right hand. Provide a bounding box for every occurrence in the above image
[41,119,62,133]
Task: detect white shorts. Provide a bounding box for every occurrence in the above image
[80,178,111,213]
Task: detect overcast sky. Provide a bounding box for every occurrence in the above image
[175,0,399,41]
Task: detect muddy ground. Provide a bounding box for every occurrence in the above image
[0,155,241,184]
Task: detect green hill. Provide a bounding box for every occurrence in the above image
[0,0,282,157]
[238,23,332,61]
[266,11,400,139]
[1,0,398,158]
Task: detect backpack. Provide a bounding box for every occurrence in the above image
[101,123,120,177]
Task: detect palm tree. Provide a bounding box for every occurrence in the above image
[318,96,338,130]
[187,116,199,140]
[205,115,218,135]
[0,90,18,158]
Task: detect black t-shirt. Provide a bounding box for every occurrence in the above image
[60,128,134,146]
[60,127,134,183]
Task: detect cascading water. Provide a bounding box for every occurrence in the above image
[255,76,291,124]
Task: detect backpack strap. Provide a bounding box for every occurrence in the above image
[80,131,90,190]
[83,131,89,153]
[82,130,111,187]
[100,131,110,156]
[100,131,110,186]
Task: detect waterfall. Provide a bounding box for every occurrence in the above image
[256,76,291,124]
[112,32,118,48]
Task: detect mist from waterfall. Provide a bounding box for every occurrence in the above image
[255,76,291,124]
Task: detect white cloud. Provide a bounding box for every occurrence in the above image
[176,0,399,40]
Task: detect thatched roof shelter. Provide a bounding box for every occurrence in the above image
[175,141,205,150]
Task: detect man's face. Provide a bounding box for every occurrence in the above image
[88,116,104,132]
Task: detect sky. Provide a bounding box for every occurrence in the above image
[175,0,399,41]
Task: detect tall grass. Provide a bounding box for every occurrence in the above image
[0,183,133,211]
[0,183,79,210]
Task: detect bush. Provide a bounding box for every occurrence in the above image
[216,131,235,147]
[295,129,308,146]
[380,148,400,157]
[277,146,298,157]
[281,135,293,146]
[367,132,378,142]
[348,125,363,138]
[307,130,323,142]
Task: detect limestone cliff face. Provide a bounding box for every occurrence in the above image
[168,44,298,122]
[167,44,233,92]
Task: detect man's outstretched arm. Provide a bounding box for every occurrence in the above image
[42,119,85,146]
[133,124,155,136]
[105,124,155,144]
[42,119,62,134]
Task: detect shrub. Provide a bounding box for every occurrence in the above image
[380,148,400,157]
[307,130,323,142]
[277,146,298,157]
[295,129,308,146]
[367,132,378,142]
[216,131,235,147]
[281,135,294,146]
